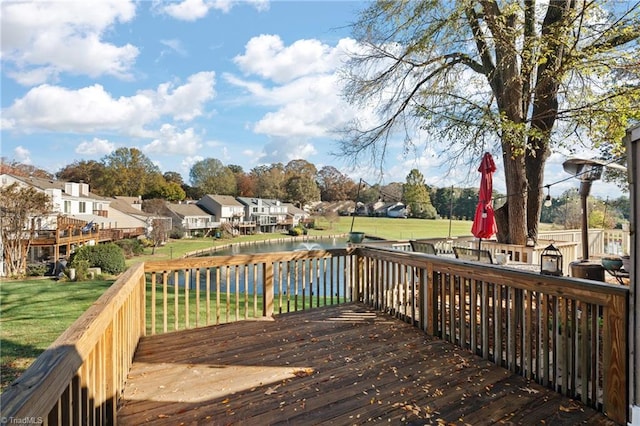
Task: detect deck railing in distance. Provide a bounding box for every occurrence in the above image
[142,249,355,335]
[354,246,629,425]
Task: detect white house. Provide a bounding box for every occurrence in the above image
[236,197,289,233]
[163,202,218,237]
[197,195,245,223]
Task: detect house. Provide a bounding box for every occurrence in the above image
[283,203,313,228]
[387,203,408,218]
[197,194,253,235]
[0,174,116,268]
[106,197,160,239]
[197,195,245,224]
[163,202,218,237]
[236,197,289,233]
[1,174,111,225]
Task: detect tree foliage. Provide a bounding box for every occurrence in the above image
[0,183,52,277]
[403,169,436,219]
[340,0,640,244]
[189,158,237,195]
[99,147,161,197]
[317,166,356,201]
[251,163,286,200]
[56,160,106,192]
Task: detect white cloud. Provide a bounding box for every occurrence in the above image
[1,71,216,134]
[75,137,116,156]
[160,0,214,21]
[13,146,31,164]
[227,36,362,143]
[1,0,138,85]
[160,39,188,57]
[143,124,202,155]
[234,35,349,84]
[158,0,269,21]
[260,138,317,165]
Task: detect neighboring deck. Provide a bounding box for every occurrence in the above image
[117,303,614,425]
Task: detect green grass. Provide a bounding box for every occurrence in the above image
[0,278,114,391]
[146,284,346,335]
[313,216,475,240]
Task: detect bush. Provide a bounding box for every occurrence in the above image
[68,258,90,281]
[115,238,145,258]
[169,228,184,239]
[26,263,47,276]
[71,243,126,275]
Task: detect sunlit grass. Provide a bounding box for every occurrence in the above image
[0,278,114,391]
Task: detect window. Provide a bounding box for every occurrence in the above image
[79,202,86,213]
[64,200,71,213]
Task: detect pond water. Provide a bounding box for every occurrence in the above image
[170,237,359,296]
[209,236,349,256]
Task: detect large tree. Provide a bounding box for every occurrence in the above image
[251,163,286,200]
[56,160,106,193]
[0,183,52,277]
[189,158,237,196]
[99,147,161,197]
[317,166,356,201]
[403,169,437,219]
[340,0,640,244]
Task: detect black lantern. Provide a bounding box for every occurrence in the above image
[540,243,563,276]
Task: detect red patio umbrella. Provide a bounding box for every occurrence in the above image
[471,152,497,255]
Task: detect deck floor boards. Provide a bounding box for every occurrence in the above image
[117,303,616,425]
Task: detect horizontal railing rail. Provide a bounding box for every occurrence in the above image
[353,246,628,425]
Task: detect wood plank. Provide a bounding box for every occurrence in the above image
[117,303,615,425]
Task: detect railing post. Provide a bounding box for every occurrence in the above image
[602,293,628,425]
[263,262,274,317]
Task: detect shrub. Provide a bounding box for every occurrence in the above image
[68,258,90,281]
[71,243,126,275]
[115,238,144,258]
[26,263,47,276]
[169,228,184,239]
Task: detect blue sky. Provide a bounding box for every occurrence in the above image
[0,0,627,199]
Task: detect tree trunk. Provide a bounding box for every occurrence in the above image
[525,148,547,243]
[501,145,528,245]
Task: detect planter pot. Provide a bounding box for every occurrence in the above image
[348,232,365,243]
[602,257,623,271]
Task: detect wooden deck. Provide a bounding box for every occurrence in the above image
[117,303,615,425]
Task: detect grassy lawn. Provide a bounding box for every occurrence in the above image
[0,278,114,391]
[313,216,475,240]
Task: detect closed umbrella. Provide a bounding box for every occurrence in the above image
[471,152,497,257]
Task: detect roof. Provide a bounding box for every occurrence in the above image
[109,198,154,217]
[165,203,211,218]
[283,203,308,216]
[201,194,244,207]
[2,173,107,200]
[236,197,282,207]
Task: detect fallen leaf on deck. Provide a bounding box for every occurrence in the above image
[265,384,281,395]
[293,367,314,377]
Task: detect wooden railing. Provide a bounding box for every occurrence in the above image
[143,249,355,335]
[0,263,146,425]
[0,247,629,424]
[353,246,628,425]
